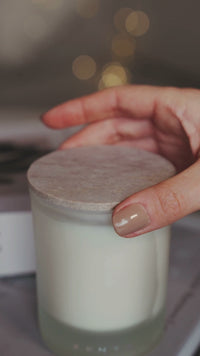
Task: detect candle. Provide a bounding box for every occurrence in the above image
[28,146,175,356]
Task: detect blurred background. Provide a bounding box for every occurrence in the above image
[1,0,200,112]
[1,4,200,355]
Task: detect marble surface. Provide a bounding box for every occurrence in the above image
[28,146,175,212]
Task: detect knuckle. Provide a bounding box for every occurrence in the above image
[79,98,89,124]
[156,186,182,220]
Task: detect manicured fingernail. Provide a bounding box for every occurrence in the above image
[112,204,150,237]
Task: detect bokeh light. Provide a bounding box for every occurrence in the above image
[75,0,100,19]
[112,34,136,58]
[98,62,130,90]
[114,8,133,33]
[72,55,97,80]
[125,11,150,37]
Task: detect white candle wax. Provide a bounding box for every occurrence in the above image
[32,194,170,332]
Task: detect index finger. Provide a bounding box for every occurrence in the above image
[41,85,163,129]
[43,85,197,130]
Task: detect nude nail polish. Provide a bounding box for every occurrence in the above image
[113,204,150,237]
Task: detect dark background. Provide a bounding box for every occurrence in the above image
[1,0,200,112]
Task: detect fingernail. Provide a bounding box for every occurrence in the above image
[112,204,150,237]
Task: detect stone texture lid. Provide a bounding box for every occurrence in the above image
[27,146,175,212]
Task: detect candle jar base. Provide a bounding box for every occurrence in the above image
[38,306,165,356]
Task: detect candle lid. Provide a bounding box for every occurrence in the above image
[27,146,175,212]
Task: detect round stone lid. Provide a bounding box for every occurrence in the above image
[27,146,175,212]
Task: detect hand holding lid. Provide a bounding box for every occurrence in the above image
[41,85,200,237]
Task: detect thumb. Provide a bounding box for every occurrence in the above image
[112,160,200,238]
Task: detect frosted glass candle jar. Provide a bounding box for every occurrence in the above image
[28,146,175,356]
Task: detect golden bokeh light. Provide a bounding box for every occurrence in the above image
[113,8,133,32]
[75,0,100,19]
[125,11,150,37]
[72,55,97,80]
[98,63,130,90]
[112,34,136,58]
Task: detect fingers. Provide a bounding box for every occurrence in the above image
[115,138,159,153]
[60,117,155,149]
[112,160,200,238]
[41,85,200,159]
[41,85,162,129]
[59,120,114,148]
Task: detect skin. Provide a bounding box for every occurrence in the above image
[42,85,200,237]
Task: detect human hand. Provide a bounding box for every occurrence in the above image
[41,85,200,237]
